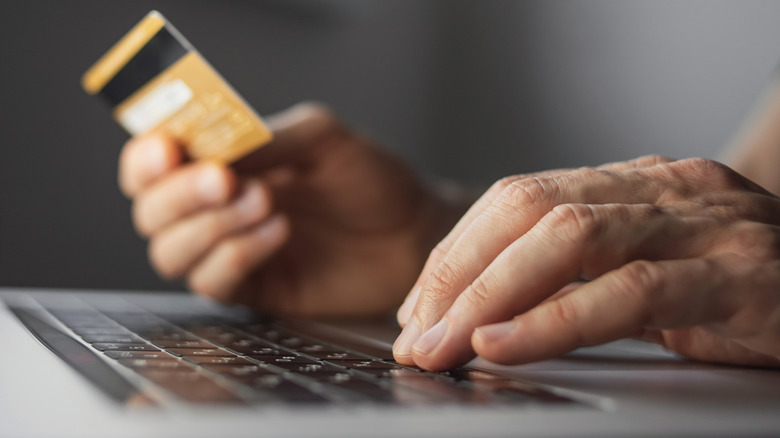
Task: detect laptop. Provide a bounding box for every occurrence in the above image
[1,287,779,438]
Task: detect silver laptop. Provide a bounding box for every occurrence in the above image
[1,287,779,438]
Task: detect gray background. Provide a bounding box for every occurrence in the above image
[1,1,779,292]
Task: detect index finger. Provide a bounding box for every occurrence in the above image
[118,134,183,198]
[395,155,673,326]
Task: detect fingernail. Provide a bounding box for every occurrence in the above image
[256,215,286,240]
[235,185,264,220]
[397,286,421,326]
[144,136,168,173]
[412,318,448,355]
[198,165,227,202]
[474,320,516,343]
[393,315,421,358]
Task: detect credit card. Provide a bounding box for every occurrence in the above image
[82,11,272,163]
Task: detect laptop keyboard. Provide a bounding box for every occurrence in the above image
[40,302,577,407]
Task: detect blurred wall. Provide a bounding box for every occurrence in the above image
[1,1,779,291]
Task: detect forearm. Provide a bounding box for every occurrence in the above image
[725,76,780,195]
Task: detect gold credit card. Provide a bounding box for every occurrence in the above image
[82,11,272,163]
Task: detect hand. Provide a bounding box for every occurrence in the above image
[393,156,780,370]
[118,103,462,317]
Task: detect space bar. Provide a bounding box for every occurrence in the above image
[9,306,147,404]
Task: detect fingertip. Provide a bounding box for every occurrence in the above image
[119,133,183,197]
[131,199,153,238]
[186,274,230,304]
[230,180,275,228]
[197,162,238,205]
[257,214,291,247]
[393,316,421,365]
[409,318,477,371]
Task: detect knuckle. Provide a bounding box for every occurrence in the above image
[622,260,662,293]
[424,260,467,304]
[296,101,342,131]
[729,222,780,261]
[573,165,604,179]
[616,260,663,316]
[543,203,599,244]
[570,165,619,183]
[642,154,674,166]
[489,176,520,195]
[548,299,584,342]
[489,177,554,221]
[505,177,551,207]
[627,154,673,169]
[675,158,740,188]
[297,101,332,119]
[426,242,450,267]
[462,274,493,309]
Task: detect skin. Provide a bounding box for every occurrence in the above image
[119,103,465,318]
[120,83,780,372]
[393,156,780,370]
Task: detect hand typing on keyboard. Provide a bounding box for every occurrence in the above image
[117,103,469,317]
[393,155,780,370]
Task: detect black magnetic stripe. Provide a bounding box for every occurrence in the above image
[99,26,188,107]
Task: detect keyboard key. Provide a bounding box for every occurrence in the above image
[298,344,339,354]
[224,338,273,349]
[305,351,370,361]
[118,358,191,370]
[167,348,233,357]
[104,351,174,360]
[202,364,270,378]
[227,345,282,355]
[137,330,199,341]
[269,361,342,374]
[355,368,424,379]
[92,343,158,351]
[440,369,503,382]
[184,355,254,365]
[150,339,215,349]
[248,355,319,365]
[240,326,281,340]
[304,371,353,383]
[327,359,401,369]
